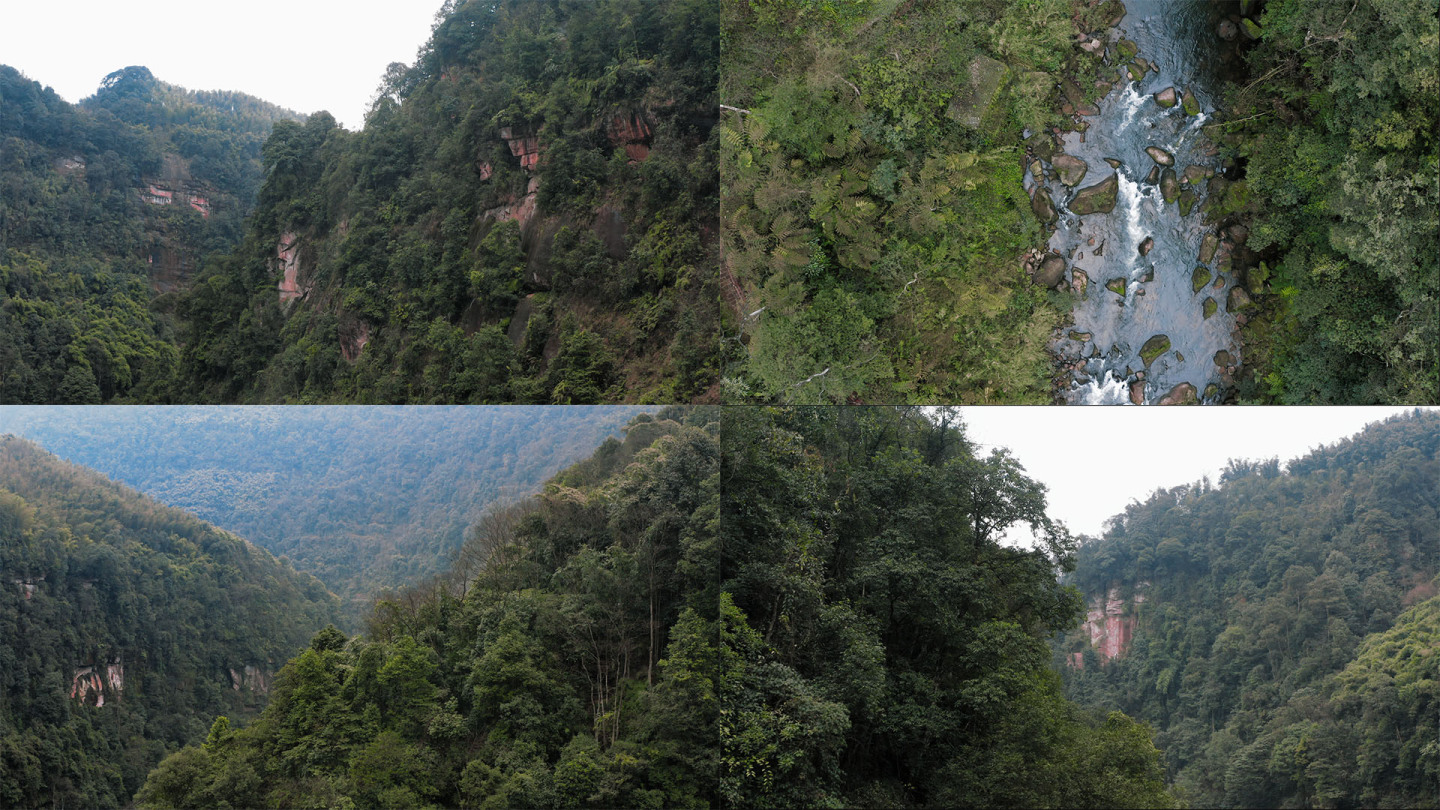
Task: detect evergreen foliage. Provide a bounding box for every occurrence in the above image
[1220,0,1439,403]
[174,0,721,404]
[0,435,339,809]
[719,406,1177,807]
[1061,409,1439,807]
[135,406,721,809]
[0,65,301,404]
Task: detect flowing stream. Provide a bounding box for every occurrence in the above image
[1035,0,1245,404]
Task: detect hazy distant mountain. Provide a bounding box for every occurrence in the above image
[0,405,651,608]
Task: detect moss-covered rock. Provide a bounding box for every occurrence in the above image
[1228,286,1253,312]
[1140,334,1170,366]
[1199,233,1219,264]
[1069,330,1092,342]
[1214,350,1234,367]
[1182,89,1201,115]
[1127,62,1147,82]
[1154,87,1178,108]
[1117,39,1138,60]
[1203,297,1218,319]
[1106,277,1127,297]
[1204,382,1219,400]
[1179,189,1197,217]
[1145,146,1174,166]
[1242,18,1263,40]
[1070,174,1119,215]
[948,56,1009,128]
[1192,266,1213,292]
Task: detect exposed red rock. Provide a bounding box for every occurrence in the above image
[499,127,540,171]
[276,232,303,302]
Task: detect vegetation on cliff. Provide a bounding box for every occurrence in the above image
[1062,409,1439,806]
[176,0,720,405]
[718,406,1175,807]
[135,406,720,809]
[720,0,1122,403]
[0,406,647,610]
[0,65,299,404]
[1218,0,1439,403]
[0,435,339,809]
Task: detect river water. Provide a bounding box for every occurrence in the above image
[1036,0,1245,404]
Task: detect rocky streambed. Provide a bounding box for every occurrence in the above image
[1023,0,1265,404]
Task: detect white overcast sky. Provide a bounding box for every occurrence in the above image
[0,0,445,130]
[954,406,1436,544]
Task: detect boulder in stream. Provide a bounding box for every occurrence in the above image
[1203,297,1218,319]
[1218,19,1238,40]
[1139,334,1171,367]
[1031,187,1057,223]
[1228,286,1253,312]
[1214,350,1234,367]
[1071,268,1089,295]
[1157,382,1198,405]
[1199,233,1219,263]
[1182,89,1201,116]
[1145,165,1160,185]
[1130,380,1146,405]
[1106,277,1127,297]
[1192,266,1213,292]
[1127,62,1147,82]
[1068,330,1092,342]
[1145,146,1175,166]
[1070,174,1119,215]
[1034,254,1067,288]
[1052,154,1089,186]
[1105,157,1122,169]
[1160,169,1179,203]
[1154,87,1178,108]
[1182,165,1212,185]
[1138,237,1154,257]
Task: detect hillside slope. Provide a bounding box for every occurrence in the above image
[0,435,339,808]
[1059,409,1439,807]
[135,406,719,808]
[0,64,300,403]
[176,0,721,404]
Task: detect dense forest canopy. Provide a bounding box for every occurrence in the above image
[1219,0,1438,403]
[1061,409,1439,807]
[175,0,721,405]
[0,64,301,404]
[720,0,1124,403]
[0,406,650,609]
[0,435,339,808]
[718,406,1176,807]
[135,406,721,809]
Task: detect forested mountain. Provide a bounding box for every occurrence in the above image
[0,406,649,609]
[1060,410,1439,807]
[1219,0,1438,403]
[176,0,721,404]
[720,0,1123,403]
[136,406,720,809]
[0,64,301,404]
[0,435,339,808]
[719,406,1175,807]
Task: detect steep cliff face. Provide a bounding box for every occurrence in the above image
[1067,582,1148,668]
[70,658,125,707]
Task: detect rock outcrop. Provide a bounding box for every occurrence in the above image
[228,664,270,694]
[276,232,303,303]
[1070,584,1148,666]
[606,112,652,162]
[71,658,124,707]
[499,127,540,172]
